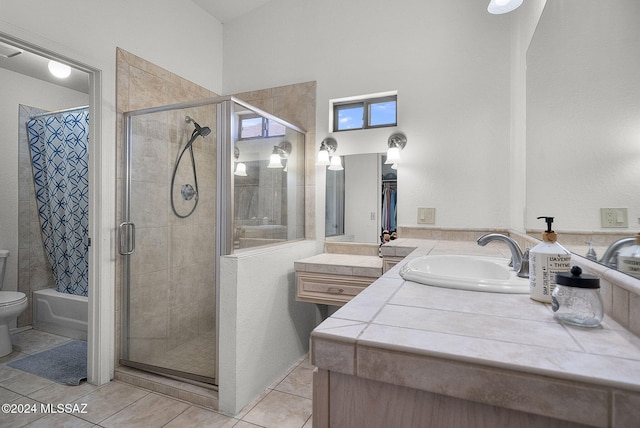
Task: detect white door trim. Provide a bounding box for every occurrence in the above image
[0,28,114,385]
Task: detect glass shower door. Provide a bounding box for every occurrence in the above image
[120,106,217,385]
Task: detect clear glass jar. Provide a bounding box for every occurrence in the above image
[551,266,603,327]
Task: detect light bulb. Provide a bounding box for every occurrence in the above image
[385,146,401,164]
[328,155,343,171]
[234,162,247,176]
[267,153,283,168]
[316,149,331,166]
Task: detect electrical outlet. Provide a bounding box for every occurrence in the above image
[600,208,628,228]
[417,208,435,224]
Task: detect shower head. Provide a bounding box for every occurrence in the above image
[185,116,211,138]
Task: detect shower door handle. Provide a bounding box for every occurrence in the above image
[118,222,136,255]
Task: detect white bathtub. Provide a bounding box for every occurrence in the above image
[33,288,88,340]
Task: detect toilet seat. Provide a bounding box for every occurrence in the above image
[0,292,27,307]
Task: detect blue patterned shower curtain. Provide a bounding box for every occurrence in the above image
[27,109,89,296]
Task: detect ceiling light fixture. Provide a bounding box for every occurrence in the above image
[487,0,523,14]
[48,60,71,78]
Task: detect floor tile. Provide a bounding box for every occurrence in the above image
[0,365,24,382]
[10,330,71,354]
[72,381,149,424]
[163,405,237,427]
[100,392,189,427]
[0,396,45,428]
[27,380,99,404]
[0,350,29,365]
[233,421,265,428]
[0,385,21,403]
[23,412,94,428]
[0,372,54,395]
[274,366,313,399]
[2,330,315,427]
[242,390,312,428]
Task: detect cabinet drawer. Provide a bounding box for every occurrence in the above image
[296,272,375,306]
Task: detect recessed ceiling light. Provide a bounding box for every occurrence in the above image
[488,0,523,14]
[48,60,71,78]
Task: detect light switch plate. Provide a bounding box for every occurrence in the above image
[417,208,435,224]
[600,208,628,228]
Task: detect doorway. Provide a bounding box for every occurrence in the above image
[0,33,107,384]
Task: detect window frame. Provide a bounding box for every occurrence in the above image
[332,94,397,132]
[238,113,286,140]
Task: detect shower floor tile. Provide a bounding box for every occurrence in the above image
[2,329,313,428]
[131,330,216,380]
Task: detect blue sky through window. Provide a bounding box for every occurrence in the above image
[337,106,364,130]
[369,101,396,126]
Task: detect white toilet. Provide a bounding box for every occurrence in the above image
[0,250,28,357]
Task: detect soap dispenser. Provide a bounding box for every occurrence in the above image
[529,216,571,303]
[618,233,640,279]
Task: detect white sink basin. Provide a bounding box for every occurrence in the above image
[399,255,529,293]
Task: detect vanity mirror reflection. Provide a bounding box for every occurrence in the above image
[526,0,639,274]
[325,153,396,244]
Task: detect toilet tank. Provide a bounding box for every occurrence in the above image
[0,250,8,290]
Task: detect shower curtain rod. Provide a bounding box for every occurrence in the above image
[30,105,89,119]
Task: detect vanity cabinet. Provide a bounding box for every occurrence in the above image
[295,253,382,306]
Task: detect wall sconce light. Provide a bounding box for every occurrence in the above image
[385,132,407,165]
[487,0,523,14]
[328,154,344,171]
[234,146,247,176]
[267,141,292,169]
[317,137,337,166]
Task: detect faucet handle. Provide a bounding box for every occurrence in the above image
[517,248,530,279]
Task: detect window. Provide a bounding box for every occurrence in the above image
[239,114,286,139]
[333,94,397,132]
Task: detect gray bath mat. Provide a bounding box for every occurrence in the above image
[9,340,87,385]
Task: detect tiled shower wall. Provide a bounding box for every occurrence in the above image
[116,48,219,368]
[115,48,317,369]
[17,104,56,327]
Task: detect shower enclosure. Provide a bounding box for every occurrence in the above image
[119,97,305,385]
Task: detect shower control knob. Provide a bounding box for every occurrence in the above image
[181,184,197,201]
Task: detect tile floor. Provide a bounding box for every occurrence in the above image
[0,329,313,427]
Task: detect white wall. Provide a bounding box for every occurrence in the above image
[223,0,513,236]
[219,240,320,415]
[510,0,547,232]
[0,68,89,293]
[526,0,640,232]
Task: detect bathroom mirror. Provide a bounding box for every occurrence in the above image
[325,153,396,244]
[526,0,640,271]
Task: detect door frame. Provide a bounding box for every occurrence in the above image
[0,30,112,385]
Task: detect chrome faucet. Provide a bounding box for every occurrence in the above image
[477,233,529,278]
[599,237,636,269]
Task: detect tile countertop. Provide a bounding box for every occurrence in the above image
[310,239,640,426]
